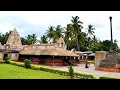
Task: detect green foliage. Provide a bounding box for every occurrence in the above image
[74,72,96,79]
[21,34,37,45]
[99,76,118,79]
[24,59,31,68]
[9,60,25,67]
[5,57,10,63]
[0,32,9,45]
[68,64,74,79]
[0,60,4,63]
[39,35,48,44]
[89,44,99,53]
[80,45,88,52]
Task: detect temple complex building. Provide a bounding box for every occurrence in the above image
[0,28,79,66]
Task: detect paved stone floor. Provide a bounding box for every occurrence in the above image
[50,64,120,79]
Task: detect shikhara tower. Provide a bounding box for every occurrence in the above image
[6,28,22,50]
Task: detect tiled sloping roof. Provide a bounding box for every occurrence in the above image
[20,49,79,57]
[30,43,56,46]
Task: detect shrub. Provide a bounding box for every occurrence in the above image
[24,59,31,68]
[9,60,25,67]
[68,64,74,79]
[0,60,4,63]
[74,72,96,79]
[99,76,118,79]
[5,57,10,63]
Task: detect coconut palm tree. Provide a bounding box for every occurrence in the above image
[46,26,55,43]
[31,34,37,44]
[25,34,37,45]
[55,25,63,38]
[86,25,95,49]
[50,25,64,43]
[39,35,48,44]
[64,24,73,50]
[86,24,95,37]
[71,16,83,51]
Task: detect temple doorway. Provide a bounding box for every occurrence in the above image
[3,54,8,60]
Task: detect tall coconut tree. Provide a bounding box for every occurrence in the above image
[86,24,95,49]
[86,24,95,37]
[31,34,37,44]
[55,25,63,38]
[39,35,48,44]
[71,16,83,51]
[64,24,73,43]
[25,34,37,45]
[46,26,55,43]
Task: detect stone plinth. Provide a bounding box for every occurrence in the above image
[95,51,108,70]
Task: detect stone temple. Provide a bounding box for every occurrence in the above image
[6,28,23,50]
[0,28,79,66]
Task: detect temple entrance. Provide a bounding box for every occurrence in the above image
[63,56,71,65]
[3,54,8,60]
[63,58,68,66]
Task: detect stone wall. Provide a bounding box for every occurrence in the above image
[95,51,108,70]
[9,53,19,61]
[19,55,78,66]
[19,55,64,66]
[69,59,78,65]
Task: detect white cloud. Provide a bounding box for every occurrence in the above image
[0,11,120,47]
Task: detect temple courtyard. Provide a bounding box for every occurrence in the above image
[49,64,120,79]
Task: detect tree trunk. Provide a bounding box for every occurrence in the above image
[77,35,79,51]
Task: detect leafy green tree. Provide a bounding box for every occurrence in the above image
[68,64,74,79]
[21,37,27,45]
[71,16,83,51]
[86,25,95,49]
[46,26,55,43]
[0,32,9,45]
[25,34,37,45]
[39,35,48,44]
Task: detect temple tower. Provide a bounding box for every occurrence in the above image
[6,28,22,50]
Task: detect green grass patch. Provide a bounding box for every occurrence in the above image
[0,64,69,79]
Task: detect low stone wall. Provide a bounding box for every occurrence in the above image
[9,53,19,61]
[98,67,120,72]
[79,60,86,64]
[40,58,64,66]
[19,55,78,66]
[69,59,78,65]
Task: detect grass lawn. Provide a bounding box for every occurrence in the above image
[0,64,69,79]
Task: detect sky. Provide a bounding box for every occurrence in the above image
[0,11,120,47]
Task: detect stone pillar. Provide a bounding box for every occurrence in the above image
[95,51,108,70]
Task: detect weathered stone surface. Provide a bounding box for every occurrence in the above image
[100,52,120,68]
[6,28,23,50]
[95,51,108,69]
